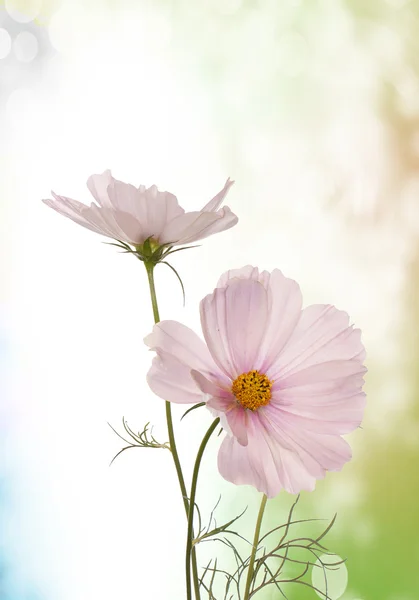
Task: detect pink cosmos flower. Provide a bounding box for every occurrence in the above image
[43,170,237,248]
[145,266,366,498]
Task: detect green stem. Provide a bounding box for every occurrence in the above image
[144,261,201,600]
[186,417,220,600]
[243,494,268,600]
[145,261,160,323]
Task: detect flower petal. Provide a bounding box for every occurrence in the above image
[268,389,366,434]
[144,320,220,378]
[160,206,238,245]
[106,209,144,244]
[191,370,221,395]
[215,267,303,373]
[200,178,234,212]
[106,179,144,218]
[145,323,226,405]
[277,368,366,399]
[269,304,366,381]
[270,405,352,478]
[89,174,184,242]
[147,353,204,404]
[139,186,185,241]
[43,194,114,237]
[45,184,138,243]
[86,204,138,242]
[87,170,114,207]
[217,265,267,288]
[271,359,366,435]
[257,269,303,373]
[217,411,317,497]
[200,278,269,379]
[278,360,366,389]
[263,404,353,474]
[206,396,249,446]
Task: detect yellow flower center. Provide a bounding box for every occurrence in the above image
[231,370,273,411]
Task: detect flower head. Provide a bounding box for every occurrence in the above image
[145,266,367,498]
[43,170,237,259]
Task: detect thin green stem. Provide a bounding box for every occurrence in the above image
[144,261,200,600]
[186,417,220,600]
[165,400,189,515]
[145,262,160,323]
[243,494,268,600]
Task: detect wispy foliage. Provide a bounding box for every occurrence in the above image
[108,418,170,465]
[196,495,341,599]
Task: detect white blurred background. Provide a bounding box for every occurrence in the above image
[2,0,419,599]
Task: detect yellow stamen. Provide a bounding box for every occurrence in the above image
[232,370,273,411]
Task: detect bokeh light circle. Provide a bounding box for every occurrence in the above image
[48,6,78,54]
[0,28,12,60]
[311,554,348,599]
[5,0,42,23]
[13,31,39,62]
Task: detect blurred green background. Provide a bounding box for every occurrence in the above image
[158,1,419,598]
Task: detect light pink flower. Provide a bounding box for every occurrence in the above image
[43,170,237,248]
[145,266,366,498]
